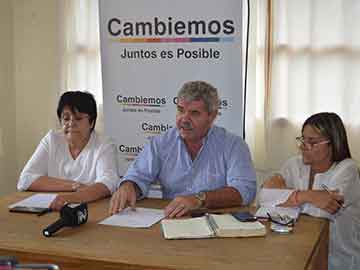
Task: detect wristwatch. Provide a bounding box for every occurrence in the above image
[195,191,207,208]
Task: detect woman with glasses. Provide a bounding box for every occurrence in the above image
[17,91,119,211]
[259,112,360,270]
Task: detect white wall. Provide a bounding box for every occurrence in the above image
[0,0,16,195]
[0,1,59,196]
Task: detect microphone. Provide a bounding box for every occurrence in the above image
[42,202,88,237]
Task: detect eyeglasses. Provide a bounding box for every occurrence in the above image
[295,136,330,150]
[267,212,295,227]
[61,115,89,125]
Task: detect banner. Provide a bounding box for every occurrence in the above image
[99,0,243,175]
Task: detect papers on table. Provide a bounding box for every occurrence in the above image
[258,188,294,207]
[99,207,165,228]
[147,183,163,199]
[255,206,301,220]
[256,188,301,220]
[8,193,57,209]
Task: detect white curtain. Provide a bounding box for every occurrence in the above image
[58,0,360,178]
[58,0,104,132]
[247,0,360,182]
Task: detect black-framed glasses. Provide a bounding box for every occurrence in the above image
[267,212,295,227]
[295,136,330,150]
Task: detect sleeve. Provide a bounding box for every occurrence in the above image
[258,188,294,207]
[17,132,50,191]
[94,139,120,194]
[302,159,359,219]
[226,137,257,205]
[258,157,299,206]
[120,138,161,199]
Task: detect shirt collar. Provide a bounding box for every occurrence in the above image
[299,157,338,177]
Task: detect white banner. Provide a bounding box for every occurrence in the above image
[99,0,243,175]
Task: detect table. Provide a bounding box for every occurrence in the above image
[0,192,328,270]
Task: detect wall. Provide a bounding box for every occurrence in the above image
[0,0,16,195]
[0,1,59,196]
[13,0,59,179]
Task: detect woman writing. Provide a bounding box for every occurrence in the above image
[260,112,360,270]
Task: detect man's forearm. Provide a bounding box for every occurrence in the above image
[204,187,243,209]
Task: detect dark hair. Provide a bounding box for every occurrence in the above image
[302,112,351,162]
[57,91,97,131]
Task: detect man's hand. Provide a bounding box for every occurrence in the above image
[164,195,200,218]
[109,181,138,215]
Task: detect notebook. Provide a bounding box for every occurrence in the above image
[8,193,57,213]
[161,213,266,239]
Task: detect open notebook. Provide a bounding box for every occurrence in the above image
[161,213,266,239]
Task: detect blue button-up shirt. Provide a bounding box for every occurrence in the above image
[121,125,256,205]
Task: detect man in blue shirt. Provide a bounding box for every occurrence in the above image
[110,81,256,218]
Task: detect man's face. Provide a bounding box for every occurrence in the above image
[176,98,216,144]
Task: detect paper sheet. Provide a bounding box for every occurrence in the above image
[255,206,301,220]
[258,188,294,207]
[99,207,165,228]
[8,193,57,209]
[257,189,300,220]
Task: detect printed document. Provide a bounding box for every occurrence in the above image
[99,207,165,228]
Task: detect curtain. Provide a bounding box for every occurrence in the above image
[58,0,360,179]
[58,0,104,132]
[249,0,360,181]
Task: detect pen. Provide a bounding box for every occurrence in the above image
[37,208,52,216]
[321,184,344,208]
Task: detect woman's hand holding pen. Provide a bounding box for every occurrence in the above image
[309,188,344,214]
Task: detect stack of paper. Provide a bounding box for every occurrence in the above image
[99,207,164,228]
[256,188,301,220]
[255,206,300,220]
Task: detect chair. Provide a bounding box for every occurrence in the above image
[0,256,60,270]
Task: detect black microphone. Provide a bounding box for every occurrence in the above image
[42,203,88,237]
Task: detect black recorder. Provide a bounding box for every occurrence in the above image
[42,203,88,237]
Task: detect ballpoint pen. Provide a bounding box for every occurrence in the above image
[321,184,345,208]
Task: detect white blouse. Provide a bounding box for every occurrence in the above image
[260,156,360,270]
[18,130,119,193]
